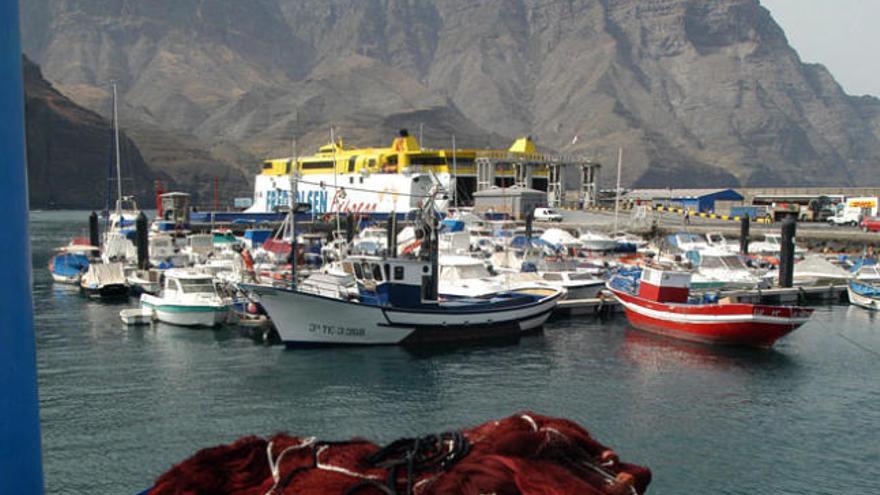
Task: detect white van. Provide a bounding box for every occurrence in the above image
[534,207,563,222]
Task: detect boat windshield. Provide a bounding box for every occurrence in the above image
[700,256,725,269]
[721,255,749,270]
[441,263,490,280]
[178,279,215,294]
[567,272,596,281]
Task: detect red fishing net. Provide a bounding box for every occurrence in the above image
[149,412,651,495]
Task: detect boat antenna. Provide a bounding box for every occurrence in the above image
[613,147,622,235]
[112,80,123,214]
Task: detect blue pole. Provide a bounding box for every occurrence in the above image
[0,0,45,493]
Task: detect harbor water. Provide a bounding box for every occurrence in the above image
[31,211,880,494]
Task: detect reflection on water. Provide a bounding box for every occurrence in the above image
[30,211,880,495]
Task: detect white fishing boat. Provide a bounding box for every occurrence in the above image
[141,269,230,327]
[690,251,769,290]
[243,255,562,346]
[847,280,880,310]
[241,192,563,346]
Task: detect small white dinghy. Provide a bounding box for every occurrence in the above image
[120,308,153,326]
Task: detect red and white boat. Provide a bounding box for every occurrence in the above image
[606,266,814,348]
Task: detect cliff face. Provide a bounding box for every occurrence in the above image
[20,0,880,190]
[23,56,162,209]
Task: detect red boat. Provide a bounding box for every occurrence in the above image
[607,266,814,348]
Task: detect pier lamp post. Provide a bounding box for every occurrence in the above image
[0,1,46,493]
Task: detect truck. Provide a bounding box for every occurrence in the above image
[828,197,879,226]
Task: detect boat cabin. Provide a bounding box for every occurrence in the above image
[638,266,692,303]
[163,271,218,297]
[341,256,434,307]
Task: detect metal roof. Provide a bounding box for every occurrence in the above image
[622,188,743,201]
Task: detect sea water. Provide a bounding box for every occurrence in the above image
[30,211,880,494]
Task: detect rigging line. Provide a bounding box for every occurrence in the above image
[294,178,433,198]
[836,329,880,358]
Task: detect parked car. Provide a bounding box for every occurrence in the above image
[534,207,563,222]
[860,216,880,232]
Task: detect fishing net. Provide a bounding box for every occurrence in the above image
[148,412,651,495]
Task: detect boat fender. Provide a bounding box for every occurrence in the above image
[600,450,619,466]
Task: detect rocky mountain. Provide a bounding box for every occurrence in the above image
[23,56,161,209]
[20,0,880,194]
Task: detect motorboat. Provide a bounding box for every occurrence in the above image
[848,280,880,310]
[80,262,130,300]
[577,231,618,252]
[666,232,711,253]
[687,250,769,290]
[48,242,98,284]
[141,269,230,327]
[749,234,806,257]
[607,265,813,348]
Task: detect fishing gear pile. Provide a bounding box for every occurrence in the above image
[148,412,651,494]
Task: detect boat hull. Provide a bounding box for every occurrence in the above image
[243,284,560,346]
[848,282,880,310]
[81,284,130,301]
[51,273,81,284]
[609,288,813,348]
[141,299,229,327]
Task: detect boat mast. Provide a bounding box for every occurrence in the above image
[112,81,123,213]
[331,126,342,259]
[613,147,622,234]
[452,134,457,209]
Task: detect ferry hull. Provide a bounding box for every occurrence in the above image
[243,285,560,346]
[610,288,813,348]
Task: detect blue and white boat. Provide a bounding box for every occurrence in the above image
[141,269,230,327]
[847,280,880,310]
[48,249,94,284]
[243,255,562,346]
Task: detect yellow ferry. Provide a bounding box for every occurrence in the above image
[247,130,549,215]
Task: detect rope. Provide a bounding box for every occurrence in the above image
[264,437,316,495]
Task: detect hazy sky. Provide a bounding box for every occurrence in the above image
[762,0,880,96]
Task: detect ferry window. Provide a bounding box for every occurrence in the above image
[262,161,274,170]
[285,160,292,173]
[359,177,363,184]
[410,155,447,166]
[348,156,357,173]
[394,266,404,280]
[353,263,363,279]
[349,177,354,184]
[384,263,391,280]
[368,159,376,168]
[301,161,334,169]
[387,155,398,165]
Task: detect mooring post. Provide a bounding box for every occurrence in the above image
[778,216,796,288]
[89,210,100,247]
[136,212,149,270]
[386,215,397,258]
[739,215,749,255]
[525,208,534,241]
[0,0,46,491]
[345,214,355,243]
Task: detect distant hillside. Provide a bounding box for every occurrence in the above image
[20,0,880,189]
[23,56,161,209]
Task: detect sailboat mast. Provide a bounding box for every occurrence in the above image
[112,81,123,212]
[613,147,622,234]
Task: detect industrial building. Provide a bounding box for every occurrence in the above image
[622,188,744,214]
